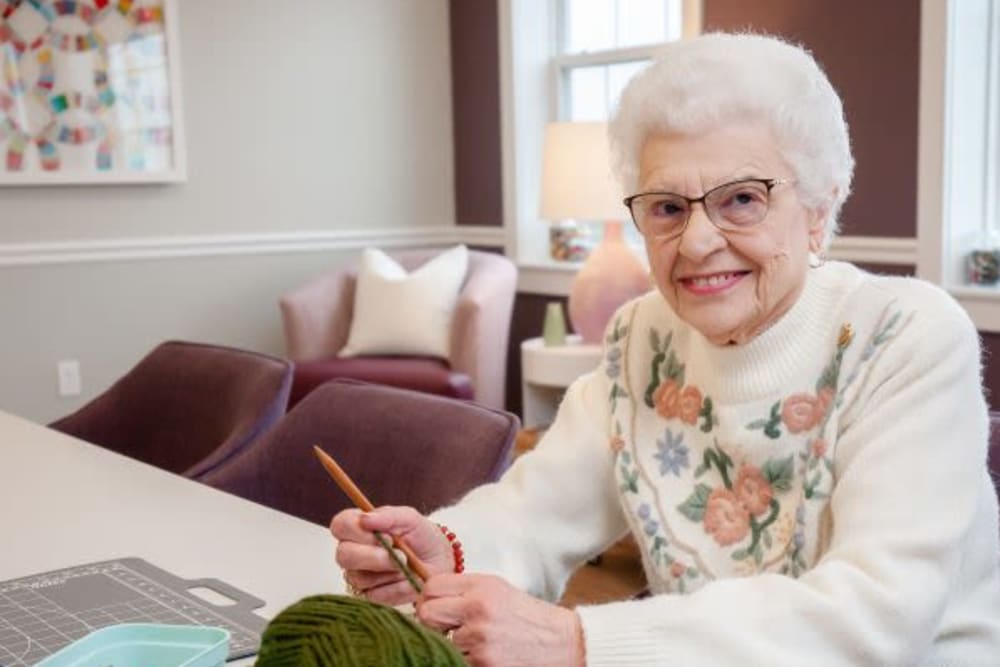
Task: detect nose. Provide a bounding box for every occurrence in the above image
[676,203,727,261]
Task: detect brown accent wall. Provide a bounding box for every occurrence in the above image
[703,0,920,239]
[449,0,503,226]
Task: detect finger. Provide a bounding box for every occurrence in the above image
[363,577,422,606]
[415,596,467,632]
[336,540,398,572]
[330,508,378,544]
[422,572,491,599]
[359,505,427,537]
[349,569,405,591]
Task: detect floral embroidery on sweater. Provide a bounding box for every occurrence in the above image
[643,329,718,433]
[676,441,794,563]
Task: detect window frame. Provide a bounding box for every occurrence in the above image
[918,0,1000,331]
[498,0,702,285]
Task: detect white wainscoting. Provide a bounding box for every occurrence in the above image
[0,226,509,267]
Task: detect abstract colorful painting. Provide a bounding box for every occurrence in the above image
[0,0,184,184]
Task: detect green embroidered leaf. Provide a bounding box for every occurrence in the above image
[731,548,749,561]
[693,463,709,477]
[752,541,763,564]
[643,352,666,408]
[649,328,660,352]
[698,396,715,433]
[676,483,712,521]
[625,469,639,493]
[686,567,698,578]
[762,455,794,492]
[621,451,632,464]
[809,471,821,489]
[762,401,783,439]
[823,458,835,474]
[762,530,773,549]
[662,330,673,354]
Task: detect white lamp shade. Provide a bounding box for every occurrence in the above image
[540,122,626,222]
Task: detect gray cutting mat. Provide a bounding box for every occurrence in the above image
[0,557,266,666]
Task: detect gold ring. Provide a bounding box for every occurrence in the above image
[343,572,364,598]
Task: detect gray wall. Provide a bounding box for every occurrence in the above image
[0,0,455,422]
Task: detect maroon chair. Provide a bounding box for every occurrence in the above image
[49,341,293,480]
[201,378,519,526]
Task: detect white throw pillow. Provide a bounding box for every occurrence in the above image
[339,245,469,359]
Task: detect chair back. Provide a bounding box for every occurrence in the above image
[49,341,292,479]
[202,378,519,526]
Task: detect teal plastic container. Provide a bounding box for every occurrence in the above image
[34,623,230,667]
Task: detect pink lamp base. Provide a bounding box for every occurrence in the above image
[568,221,650,344]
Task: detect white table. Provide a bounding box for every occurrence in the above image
[520,335,603,429]
[0,410,344,665]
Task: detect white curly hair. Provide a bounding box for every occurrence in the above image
[609,32,854,250]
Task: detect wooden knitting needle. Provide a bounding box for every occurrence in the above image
[312,445,431,591]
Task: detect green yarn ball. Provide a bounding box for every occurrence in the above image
[255,594,468,667]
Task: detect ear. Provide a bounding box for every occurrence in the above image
[807,187,838,253]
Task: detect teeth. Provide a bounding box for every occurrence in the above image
[691,273,735,287]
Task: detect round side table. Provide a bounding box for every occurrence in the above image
[520,335,603,429]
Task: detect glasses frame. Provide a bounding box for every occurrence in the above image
[622,177,791,239]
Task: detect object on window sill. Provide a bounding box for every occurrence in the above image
[549,220,593,262]
[967,231,1000,285]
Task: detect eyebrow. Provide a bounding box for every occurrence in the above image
[638,174,768,195]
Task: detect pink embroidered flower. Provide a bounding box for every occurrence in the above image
[781,393,821,433]
[653,380,681,420]
[609,436,625,453]
[678,385,703,425]
[703,488,750,546]
[733,464,773,516]
[670,561,686,578]
[811,438,828,458]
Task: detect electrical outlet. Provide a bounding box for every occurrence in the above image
[57,359,81,397]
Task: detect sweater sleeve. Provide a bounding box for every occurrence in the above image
[576,290,993,665]
[431,361,629,602]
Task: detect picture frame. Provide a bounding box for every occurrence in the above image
[0,0,186,185]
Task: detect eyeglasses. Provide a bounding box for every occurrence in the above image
[623,178,792,240]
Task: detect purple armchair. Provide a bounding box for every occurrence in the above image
[201,378,520,526]
[49,341,293,480]
[279,249,517,410]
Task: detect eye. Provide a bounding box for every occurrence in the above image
[648,196,687,218]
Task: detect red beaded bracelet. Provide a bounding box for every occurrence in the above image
[437,523,465,573]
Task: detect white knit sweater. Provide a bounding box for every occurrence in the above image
[433,261,1000,666]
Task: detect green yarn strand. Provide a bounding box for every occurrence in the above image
[255,594,468,667]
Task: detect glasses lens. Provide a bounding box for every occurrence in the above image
[630,193,690,237]
[705,180,770,228]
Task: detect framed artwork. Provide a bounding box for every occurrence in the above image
[0,0,185,184]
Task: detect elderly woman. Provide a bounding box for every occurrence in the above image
[332,33,1000,665]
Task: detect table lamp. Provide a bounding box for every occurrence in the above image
[540,121,650,344]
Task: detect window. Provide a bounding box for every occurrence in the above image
[556,0,682,121]
[500,0,700,290]
[918,0,1000,330]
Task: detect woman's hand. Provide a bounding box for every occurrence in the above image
[416,573,585,667]
[330,505,454,606]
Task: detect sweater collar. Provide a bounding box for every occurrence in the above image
[667,261,859,403]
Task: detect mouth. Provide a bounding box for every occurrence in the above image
[677,270,750,295]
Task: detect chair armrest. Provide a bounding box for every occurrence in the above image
[450,253,517,410]
[279,270,356,361]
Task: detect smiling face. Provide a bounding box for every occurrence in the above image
[637,121,827,345]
